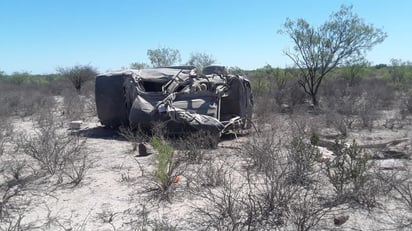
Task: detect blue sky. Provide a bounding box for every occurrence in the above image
[0,0,411,74]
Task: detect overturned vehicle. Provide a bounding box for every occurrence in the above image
[95,66,253,135]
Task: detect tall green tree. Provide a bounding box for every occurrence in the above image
[147,47,181,67]
[279,5,387,106]
[186,52,216,73]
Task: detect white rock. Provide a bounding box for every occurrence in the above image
[317,146,335,161]
[378,159,405,170]
[69,120,83,130]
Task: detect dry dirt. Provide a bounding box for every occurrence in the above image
[1,109,412,230]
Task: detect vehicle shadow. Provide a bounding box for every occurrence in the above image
[70,126,126,141]
[70,125,247,147]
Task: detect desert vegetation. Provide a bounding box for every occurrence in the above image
[1,57,412,230]
[1,4,412,231]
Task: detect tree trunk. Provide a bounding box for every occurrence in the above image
[311,93,318,106]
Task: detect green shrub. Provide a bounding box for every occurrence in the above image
[287,136,321,185]
[152,137,174,184]
[150,136,182,201]
[324,140,377,207]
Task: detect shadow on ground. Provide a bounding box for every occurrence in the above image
[70,126,125,140]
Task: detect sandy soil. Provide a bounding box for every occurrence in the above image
[1,110,412,230]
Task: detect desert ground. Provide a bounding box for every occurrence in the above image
[1,74,412,231]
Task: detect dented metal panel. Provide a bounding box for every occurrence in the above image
[95,66,253,134]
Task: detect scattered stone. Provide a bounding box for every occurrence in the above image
[378,159,406,170]
[316,146,335,161]
[371,150,410,160]
[308,103,315,110]
[138,142,154,157]
[320,133,342,140]
[315,139,342,151]
[138,143,148,156]
[381,150,410,159]
[315,137,411,160]
[69,120,83,130]
[334,215,349,226]
[280,104,292,113]
[360,138,409,149]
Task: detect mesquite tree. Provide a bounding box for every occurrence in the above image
[186,52,216,73]
[279,5,387,106]
[147,47,181,67]
[57,65,97,93]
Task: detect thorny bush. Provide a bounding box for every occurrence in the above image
[15,122,90,186]
[287,135,321,185]
[324,140,378,207]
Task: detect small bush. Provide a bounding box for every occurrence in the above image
[289,186,332,231]
[241,129,302,229]
[324,140,377,207]
[287,135,321,185]
[361,78,395,109]
[62,90,88,121]
[0,83,55,118]
[16,122,90,185]
[196,160,227,188]
[0,212,26,231]
[0,119,13,156]
[379,162,412,209]
[325,112,352,137]
[250,170,297,228]
[242,130,282,172]
[377,164,412,229]
[195,173,246,230]
[253,95,278,118]
[288,81,307,107]
[357,101,378,131]
[172,132,214,164]
[122,203,178,231]
[151,137,183,201]
[400,92,412,118]
[61,145,91,186]
[0,159,33,230]
[0,177,23,221]
[118,126,148,152]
